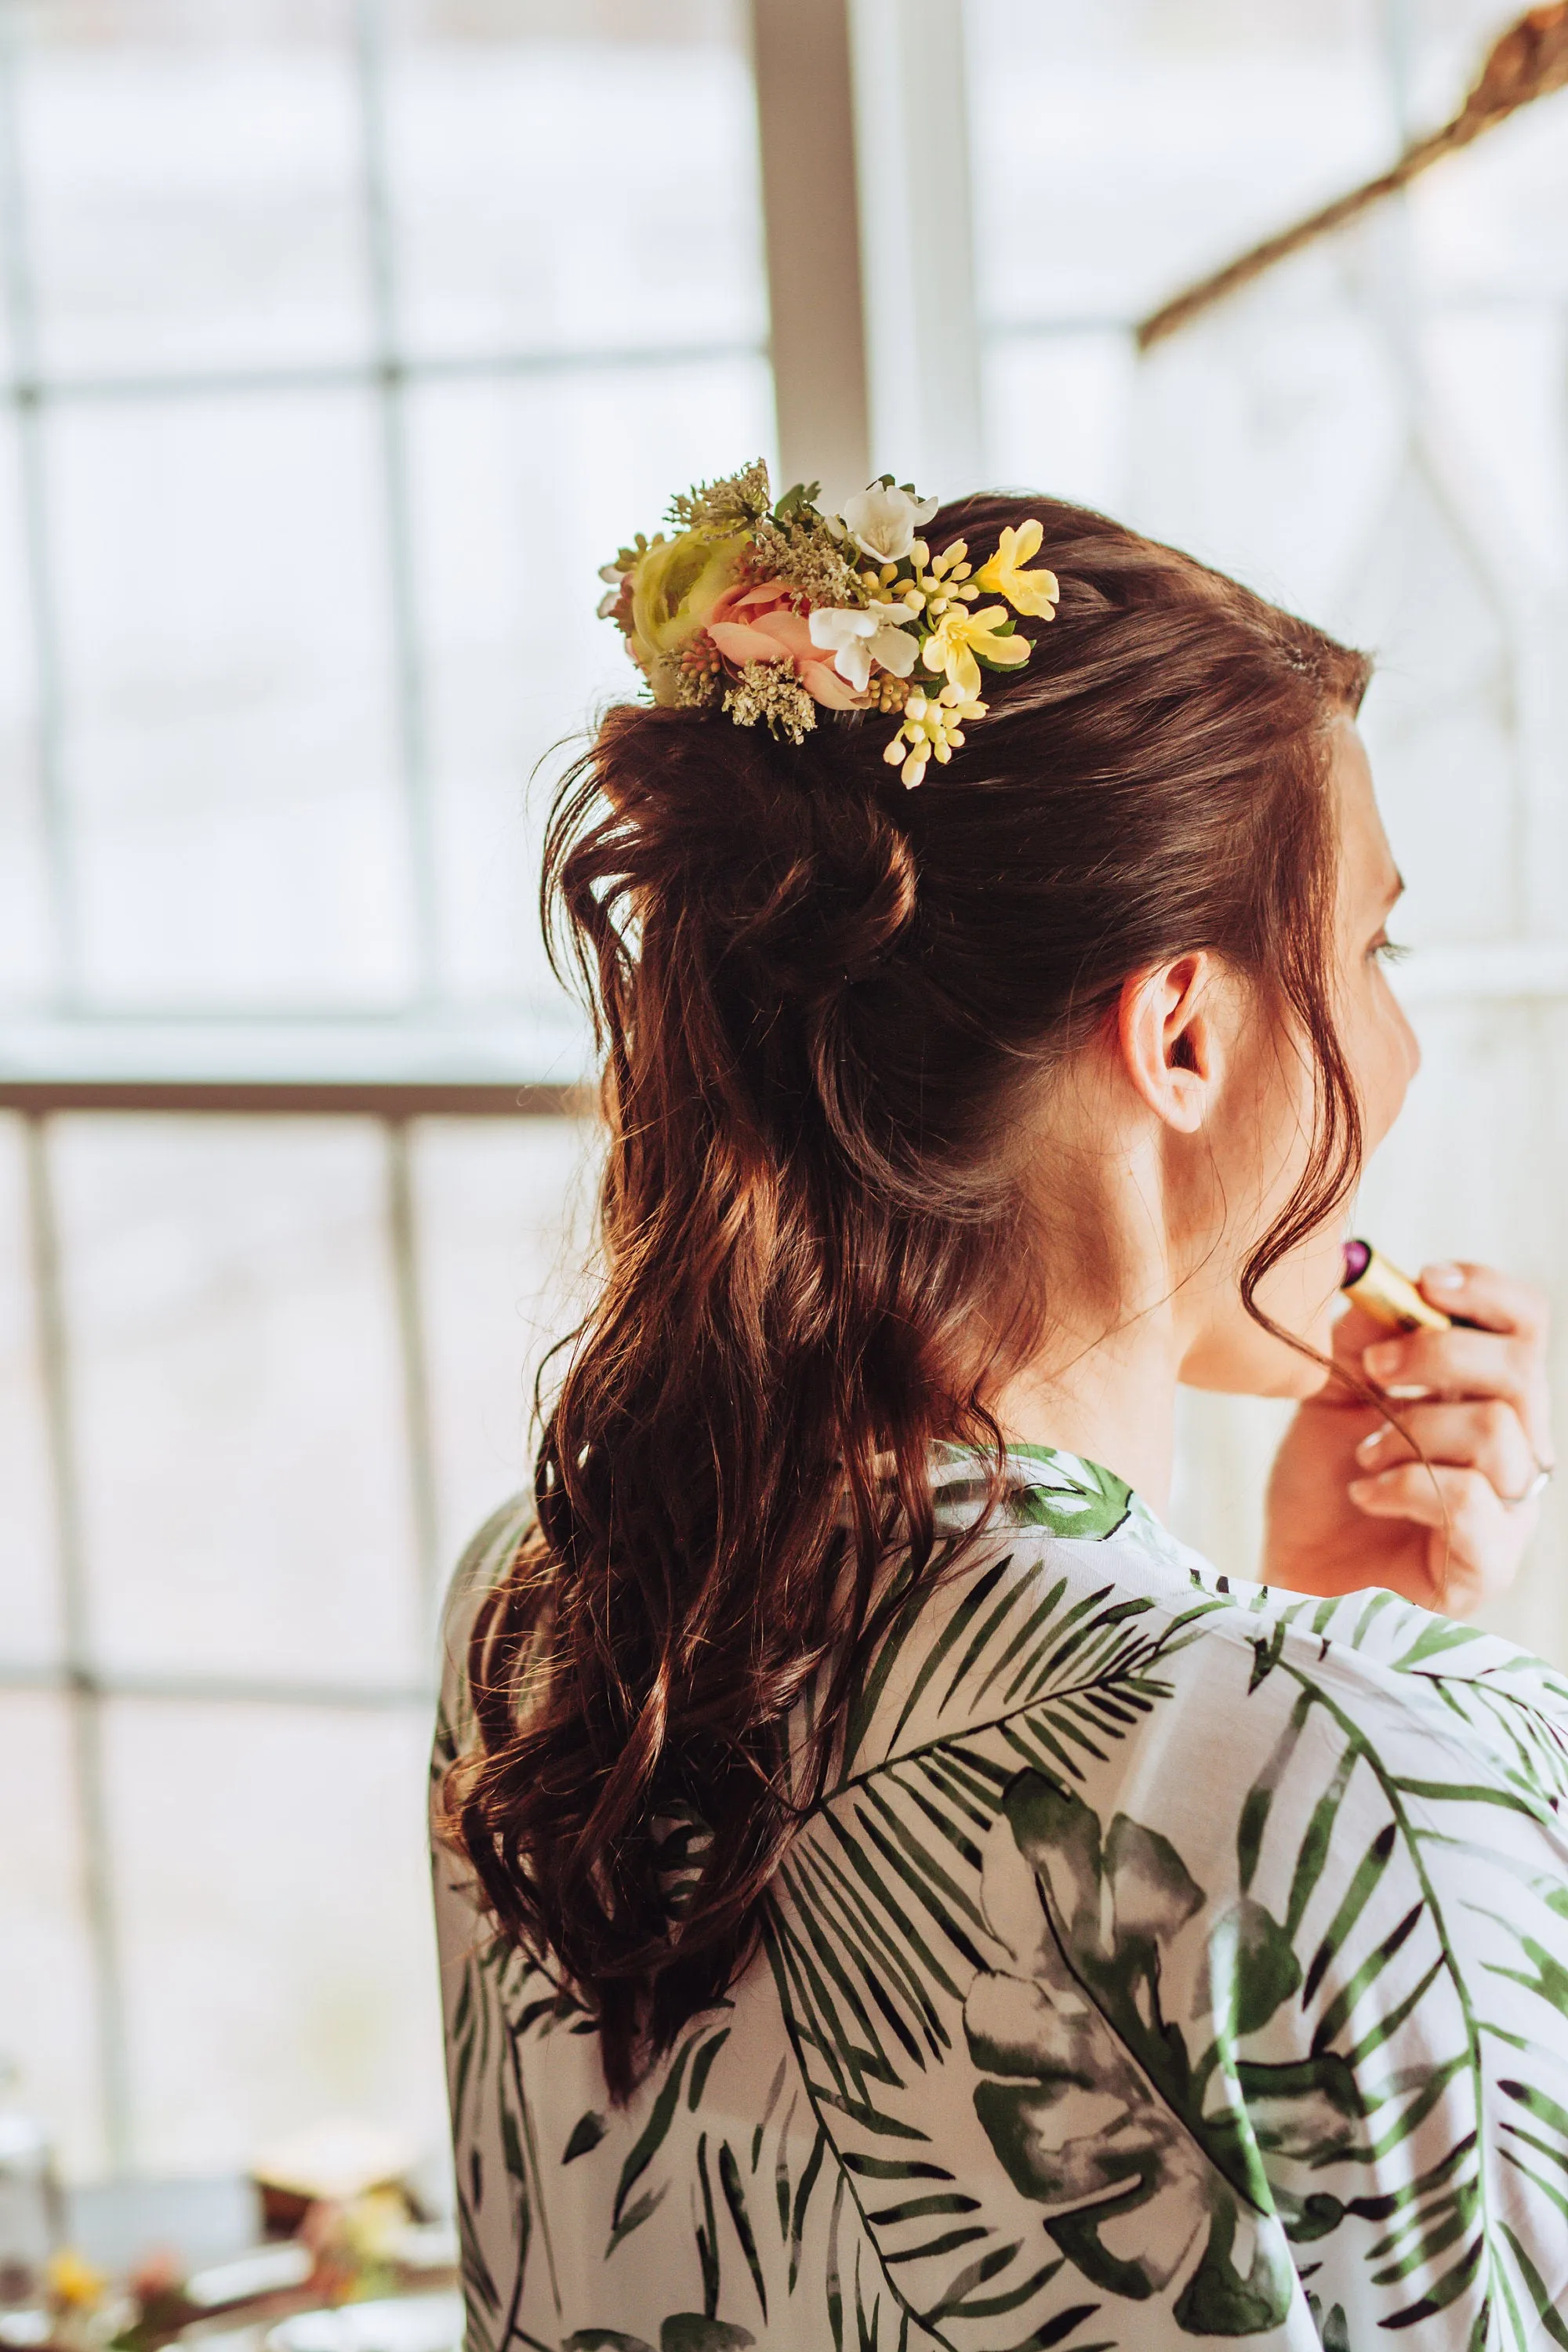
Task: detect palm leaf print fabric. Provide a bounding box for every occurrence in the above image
[431,1447,1568,2350]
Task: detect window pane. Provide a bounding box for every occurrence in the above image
[5,0,777,1022]
[1339,467,1521,949]
[49,393,412,1007]
[1423,306,1568,593]
[385,0,765,358]
[970,2,1410,620]
[0,1118,60,1671]
[103,1696,441,2177]
[14,0,372,377]
[0,419,53,1005]
[967,0,1391,331]
[0,1693,103,2179]
[1412,91,1568,306]
[1131,276,1403,601]
[51,1116,424,1687]
[973,2,1556,960]
[408,356,774,1000]
[412,1116,595,1567]
[982,332,1133,522]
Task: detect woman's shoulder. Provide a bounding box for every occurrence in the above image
[1149,1526,1568,1816]
[837,1450,1568,1817]
[433,1490,535,1766]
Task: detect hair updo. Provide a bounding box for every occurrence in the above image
[446,490,1373,2098]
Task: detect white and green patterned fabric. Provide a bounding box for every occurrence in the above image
[431,1445,1568,2350]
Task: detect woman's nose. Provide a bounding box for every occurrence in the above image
[1402,1005,1423,1086]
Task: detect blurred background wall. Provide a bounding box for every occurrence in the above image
[1,0,1565,2218]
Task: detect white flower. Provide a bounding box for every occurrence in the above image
[865,601,920,675]
[597,561,627,619]
[837,480,940,564]
[808,603,921,694]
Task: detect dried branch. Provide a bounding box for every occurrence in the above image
[1137,3,1568,351]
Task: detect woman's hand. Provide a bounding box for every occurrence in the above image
[1262,1262,1554,1617]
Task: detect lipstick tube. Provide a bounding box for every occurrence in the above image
[1340,1239,1453,1334]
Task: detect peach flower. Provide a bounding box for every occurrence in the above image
[706,582,867,710]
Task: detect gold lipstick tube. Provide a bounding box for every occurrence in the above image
[1340,1238,1453,1334]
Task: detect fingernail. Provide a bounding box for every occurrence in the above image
[1422,1262,1465,1291]
[1365,1342,1403,1378]
[1356,1423,1391,1463]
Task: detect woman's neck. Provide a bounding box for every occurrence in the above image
[984,1300,1181,1515]
[979,1116,1189,1514]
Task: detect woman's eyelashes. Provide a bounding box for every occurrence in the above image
[1370,931,1409,966]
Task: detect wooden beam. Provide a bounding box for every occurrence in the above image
[750,0,870,504]
[0,1078,593,1117]
[849,0,982,496]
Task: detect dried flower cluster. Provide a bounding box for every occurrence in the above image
[598,462,1060,785]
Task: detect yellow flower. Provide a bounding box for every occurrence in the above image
[47,2252,106,2311]
[920,603,1029,701]
[627,528,750,703]
[343,2187,409,2263]
[974,518,1060,619]
[883,682,986,788]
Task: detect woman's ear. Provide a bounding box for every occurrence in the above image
[1116,953,1227,1134]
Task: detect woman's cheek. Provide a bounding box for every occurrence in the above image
[1363,984,1420,1152]
[1341,971,1416,1159]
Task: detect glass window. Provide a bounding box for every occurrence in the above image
[50,394,410,1007]
[0,0,770,1023]
[0,422,50,1002]
[17,0,372,377]
[0,1118,58,1671]
[52,1116,424,1688]
[411,1116,597,1566]
[0,0,767,2184]
[103,1697,442,2179]
[406,355,772,1003]
[0,1694,100,2176]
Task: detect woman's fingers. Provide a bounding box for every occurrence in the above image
[1417,1260,1548,1340]
[1330,1299,1392,1372]
[1347,1460,1537,1615]
[1348,1461,1494,1535]
[1362,1325,1552,1461]
[1355,1399,1538,1504]
[1339,1258,1552,1614]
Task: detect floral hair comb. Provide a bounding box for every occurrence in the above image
[598,461,1058,787]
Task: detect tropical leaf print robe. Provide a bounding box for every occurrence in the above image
[431,1446,1568,2350]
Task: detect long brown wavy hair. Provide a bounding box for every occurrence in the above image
[444,492,1373,2099]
